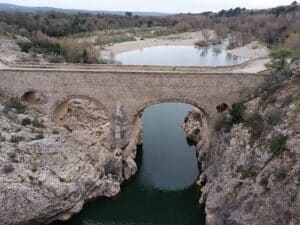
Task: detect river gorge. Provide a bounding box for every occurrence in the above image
[52,103,205,225]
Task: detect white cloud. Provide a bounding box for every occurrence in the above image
[0,0,294,13]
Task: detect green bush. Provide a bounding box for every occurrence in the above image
[31,164,38,172]
[21,118,31,126]
[10,135,25,143]
[18,41,34,53]
[259,175,269,188]
[270,134,287,154]
[246,113,264,139]
[230,102,246,125]
[266,48,294,72]
[266,108,283,126]
[31,118,45,128]
[236,165,257,179]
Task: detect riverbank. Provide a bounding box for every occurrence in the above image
[100,31,213,57]
[0,98,142,225]
[183,61,300,225]
[101,31,270,72]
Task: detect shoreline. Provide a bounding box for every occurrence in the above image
[100,31,270,73]
[100,31,208,58]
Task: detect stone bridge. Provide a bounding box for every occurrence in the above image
[0,63,268,149]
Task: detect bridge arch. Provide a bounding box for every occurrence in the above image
[21,89,46,105]
[51,95,110,122]
[133,97,210,121]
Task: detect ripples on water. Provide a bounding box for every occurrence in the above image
[115,42,245,66]
[52,103,204,225]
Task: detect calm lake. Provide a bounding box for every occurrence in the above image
[115,42,245,66]
[52,103,204,225]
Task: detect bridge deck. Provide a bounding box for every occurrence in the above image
[0,57,269,74]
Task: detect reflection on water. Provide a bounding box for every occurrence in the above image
[115,42,245,66]
[52,103,204,225]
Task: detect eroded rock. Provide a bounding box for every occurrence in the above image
[183,79,300,225]
[0,98,141,225]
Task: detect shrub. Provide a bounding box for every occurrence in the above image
[274,167,289,180]
[47,54,65,63]
[59,40,99,64]
[5,98,26,114]
[195,40,209,47]
[21,118,31,126]
[18,41,34,53]
[266,48,294,72]
[34,133,44,140]
[281,95,293,107]
[31,118,45,128]
[0,134,5,142]
[31,164,38,172]
[267,95,277,104]
[3,164,14,173]
[230,102,246,125]
[270,134,287,154]
[236,165,257,179]
[10,135,24,143]
[259,175,269,188]
[7,151,16,159]
[266,108,283,126]
[246,113,264,139]
[214,115,227,131]
[30,31,63,54]
[283,32,300,49]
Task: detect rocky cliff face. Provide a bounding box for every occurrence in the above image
[184,72,300,225]
[0,98,141,225]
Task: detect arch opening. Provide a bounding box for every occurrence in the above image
[134,100,209,191]
[52,96,109,123]
[21,90,46,105]
[134,98,209,121]
[216,103,229,113]
[51,97,111,146]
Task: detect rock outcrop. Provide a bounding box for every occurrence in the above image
[0,98,141,225]
[184,77,300,225]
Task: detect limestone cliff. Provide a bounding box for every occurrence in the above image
[0,98,141,225]
[184,67,300,225]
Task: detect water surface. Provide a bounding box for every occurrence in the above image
[115,42,244,66]
[52,103,204,225]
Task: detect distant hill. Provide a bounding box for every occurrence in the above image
[0,3,169,16]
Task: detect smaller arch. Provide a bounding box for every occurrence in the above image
[51,95,110,122]
[21,90,46,105]
[216,103,229,113]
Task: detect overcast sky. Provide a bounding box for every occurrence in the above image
[0,0,295,13]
